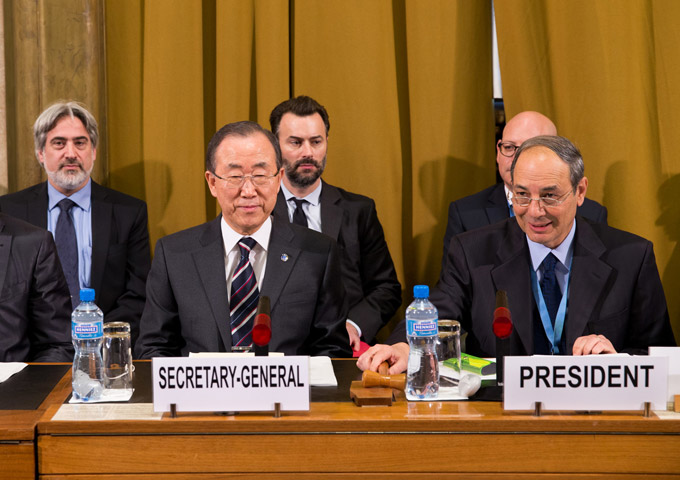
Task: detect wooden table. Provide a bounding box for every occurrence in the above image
[35,360,680,479]
[0,364,71,480]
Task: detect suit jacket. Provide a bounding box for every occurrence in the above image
[391,216,676,356]
[135,216,352,359]
[0,213,73,362]
[0,181,151,345]
[273,181,401,341]
[441,183,608,270]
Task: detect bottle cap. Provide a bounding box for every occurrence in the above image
[79,288,95,302]
[413,285,429,298]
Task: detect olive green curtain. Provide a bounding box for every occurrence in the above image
[495,0,680,338]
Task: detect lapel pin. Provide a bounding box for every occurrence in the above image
[281,253,289,262]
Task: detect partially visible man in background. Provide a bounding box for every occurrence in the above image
[270,96,401,351]
[0,102,151,346]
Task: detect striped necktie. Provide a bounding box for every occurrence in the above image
[229,237,259,349]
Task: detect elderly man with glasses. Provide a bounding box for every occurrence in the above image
[136,121,351,359]
[359,135,675,374]
[440,111,607,271]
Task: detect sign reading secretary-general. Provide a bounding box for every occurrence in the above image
[152,356,310,413]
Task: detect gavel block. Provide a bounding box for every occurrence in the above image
[350,362,405,407]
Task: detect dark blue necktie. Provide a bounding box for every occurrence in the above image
[292,198,309,227]
[55,198,79,309]
[230,237,259,349]
[540,253,561,325]
[508,203,515,217]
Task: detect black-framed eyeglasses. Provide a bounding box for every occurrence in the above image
[211,171,279,188]
[497,140,519,158]
[509,189,573,208]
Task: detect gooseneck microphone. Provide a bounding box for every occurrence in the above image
[253,296,271,357]
[492,290,513,386]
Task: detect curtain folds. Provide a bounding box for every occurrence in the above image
[4,0,678,338]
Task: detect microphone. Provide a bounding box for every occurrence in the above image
[253,296,271,357]
[492,290,513,386]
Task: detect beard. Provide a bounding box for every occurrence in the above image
[43,159,93,192]
[284,155,326,189]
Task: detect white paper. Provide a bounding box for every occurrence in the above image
[0,362,27,383]
[69,388,134,404]
[309,356,337,386]
[648,347,680,403]
[52,403,163,421]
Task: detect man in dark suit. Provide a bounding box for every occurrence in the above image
[441,111,608,269]
[136,121,350,358]
[0,102,150,345]
[359,135,675,374]
[0,212,73,362]
[269,96,401,351]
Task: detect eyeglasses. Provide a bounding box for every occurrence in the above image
[509,189,573,208]
[211,171,279,188]
[497,141,519,158]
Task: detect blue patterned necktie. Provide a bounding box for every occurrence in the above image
[55,198,79,309]
[230,237,259,349]
[292,198,309,227]
[540,253,561,325]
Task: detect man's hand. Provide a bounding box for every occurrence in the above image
[346,322,361,352]
[356,342,409,374]
[572,334,617,355]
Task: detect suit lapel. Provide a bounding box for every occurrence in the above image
[29,183,49,228]
[490,221,534,354]
[193,217,232,350]
[319,181,343,240]
[565,217,611,346]
[261,219,300,310]
[486,183,511,225]
[0,219,9,296]
[90,182,111,298]
[273,191,289,222]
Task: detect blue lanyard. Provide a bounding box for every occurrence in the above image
[530,258,571,354]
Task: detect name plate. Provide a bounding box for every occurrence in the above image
[152,356,309,413]
[504,355,668,411]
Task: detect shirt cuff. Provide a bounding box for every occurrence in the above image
[346,319,362,338]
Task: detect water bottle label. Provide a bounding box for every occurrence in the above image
[406,319,438,337]
[72,321,103,339]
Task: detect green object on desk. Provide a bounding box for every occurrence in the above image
[444,353,496,376]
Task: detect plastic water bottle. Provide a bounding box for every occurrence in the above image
[71,288,104,401]
[405,285,439,400]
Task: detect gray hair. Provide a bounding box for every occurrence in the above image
[511,135,585,190]
[33,101,98,158]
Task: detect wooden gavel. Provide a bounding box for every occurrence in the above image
[361,362,406,390]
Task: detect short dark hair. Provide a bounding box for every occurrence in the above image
[205,121,282,173]
[269,95,330,137]
[511,135,585,190]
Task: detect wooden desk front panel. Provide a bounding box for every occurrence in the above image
[38,428,680,476]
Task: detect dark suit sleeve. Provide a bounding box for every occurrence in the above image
[622,242,676,353]
[389,234,471,346]
[303,241,353,358]
[28,231,74,362]
[441,201,464,272]
[104,201,151,346]
[135,239,184,359]
[348,201,401,342]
